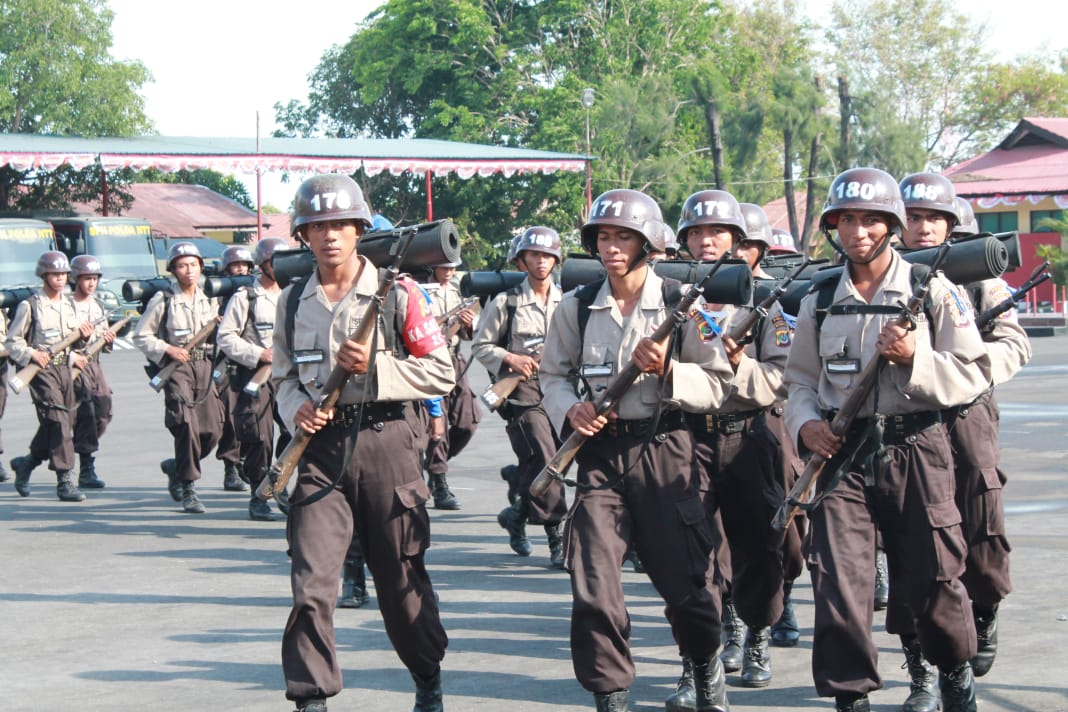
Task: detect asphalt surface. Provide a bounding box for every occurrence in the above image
[1,338,1067,712]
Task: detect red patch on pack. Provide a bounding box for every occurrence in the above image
[399,277,446,357]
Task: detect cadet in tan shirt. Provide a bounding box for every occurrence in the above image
[273,174,454,712]
[539,189,733,712]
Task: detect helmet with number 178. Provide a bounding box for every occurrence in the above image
[35,250,71,277]
[580,189,665,254]
[899,172,960,227]
[515,226,563,262]
[291,174,373,237]
[820,167,907,237]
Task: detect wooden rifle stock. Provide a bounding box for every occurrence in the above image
[242,362,273,395]
[975,261,1050,329]
[529,253,731,499]
[727,259,810,341]
[10,317,106,394]
[256,231,416,501]
[149,319,220,393]
[72,316,133,381]
[772,244,952,532]
[479,357,542,411]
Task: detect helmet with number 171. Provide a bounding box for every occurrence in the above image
[35,250,71,277]
[899,172,960,227]
[291,174,373,237]
[580,189,665,255]
[820,167,907,237]
[515,226,563,262]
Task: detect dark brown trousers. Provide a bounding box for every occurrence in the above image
[503,379,566,524]
[231,367,277,489]
[28,365,76,472]
[213,363,242,466]
[73,361,113,455]
[163,360,222,483]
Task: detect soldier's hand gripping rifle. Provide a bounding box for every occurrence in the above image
[771,243,952,532]
[10,315,107,394]
[72,315,133,382]
[480,350,541,411]
[242,362,273,396]
[529,253,731,499]
[149,318,220,393]
[440,296,478,340]
[975,261,1050,329]
[727,258,810,342]
[255,230,416,502]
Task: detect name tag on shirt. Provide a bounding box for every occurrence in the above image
[826,358,860,374]
[294,349,324,364]
[255,322,273,331]
[522,336,544,351]
[580,363,614,378]
[173,328,192,338]
[42,328,60,339]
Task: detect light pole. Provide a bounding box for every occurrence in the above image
[581,87,595,216]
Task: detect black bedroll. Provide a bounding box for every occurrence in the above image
[560,255,754,306]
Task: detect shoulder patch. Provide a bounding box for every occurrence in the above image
[942,288,972,328]
[771,314,792,346]
[688,304,724,342]
[989,283,1014,319]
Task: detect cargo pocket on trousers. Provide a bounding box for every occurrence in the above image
[164,397,188,429]
[395,477,433,559]
[677,495,714,583]
[977,467,1008,542]
[927,498,967,582]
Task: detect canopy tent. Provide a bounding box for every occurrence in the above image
[0,133,590,225]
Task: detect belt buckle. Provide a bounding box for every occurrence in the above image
[722,418,744,435]
[705,414,715,433]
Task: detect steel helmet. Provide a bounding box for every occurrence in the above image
[70,254,103,279]
[515,226,563,262]
[768,228,798,254]
[677,190,747,243]
[254,237,290,266]
[739,203,774,247]
[820,167,907,237]
[506,234,523,264]
[900,172,960,226]
[35,250,71,277]
[291,174,373,237]
[580,189,664,254]
[167,241,204,272]
[952,197,979,237]
[221,245,255,272]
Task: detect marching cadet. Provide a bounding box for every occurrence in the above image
[471,226,565,567]
[665,192,794,708]
[783,167,989,712]
[69,255,115,490]
[133,242,223,514]
[0,310,10,484]
[274,174,453,712]
[422,258,480,509]
[217,238,288,521]
[539,188,733,712]
[213,245,256,493]
[8,251,94,501]
[884,174,1031,710]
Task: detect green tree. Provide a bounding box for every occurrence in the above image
[0,0,152,212]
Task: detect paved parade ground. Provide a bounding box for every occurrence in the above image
[2,338,1067,712]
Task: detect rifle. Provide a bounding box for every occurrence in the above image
[255,230,417,502]
[975,261,1050,329]
[440,296,477,340]
[10,316,107,394]
[529,252,731,499]
[480,355,541,411]
[149,318,220,393]
[242,362,273,395]
[726,259,810,341]
[72,316,134,381]
[771,243,952,532]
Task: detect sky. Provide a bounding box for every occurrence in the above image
[105,0,1067,210]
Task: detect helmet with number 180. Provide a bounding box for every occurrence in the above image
[677,190,747,243]
[515,226,562,262]
[580,189,665,255]
[820,167,907,237]
[952,197,979,237]
[291,174,373,237]
[899,172,960,227]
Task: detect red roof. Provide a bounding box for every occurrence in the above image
[761,191,809,234]
[945,117,1068,197]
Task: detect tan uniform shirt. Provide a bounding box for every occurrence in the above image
[784,250,989,444]
[72,296,111,355]
[7,292,82,368]
[539,271,734,434]
[425,280,470,349]
[272,256,455,430]
[708,300,791,412]
[969,277,1032,386]
[132,284,218,365]
[471,276,562,374]
[217,281,280,369]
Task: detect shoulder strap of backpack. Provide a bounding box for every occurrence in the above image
[496,285,522,349]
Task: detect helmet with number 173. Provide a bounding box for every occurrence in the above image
[291,174,373,237]
[677,190,747,243]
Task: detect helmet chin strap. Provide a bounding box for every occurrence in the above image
[824,229,894,265]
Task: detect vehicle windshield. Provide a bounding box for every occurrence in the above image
[87,234,158,280]
[0,235,55,287]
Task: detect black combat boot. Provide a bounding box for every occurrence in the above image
[835,693,870,712]
[719,596,746,673]
[970,603,998,677]
[181,481,206,514]
[665,656,696,712]
[411,667,444,712]
[11,455,39,497]
[901,634,939,712]
[249,495,275,521]
[293,698,327,712]
[741,626,772,687]
[0,459,10,482]
[56,470,86,502]
[160,458,182,502]
[874,549,889,611]
[497,499,531,556]
[771,580,800,646]
[78,453,106,489]
[339,559,369,609]
[692,654,728,712]
[544,522,565,569]
[500,463,520,505]
[430,473,460,510]
[593,689,629,712]
[223,461,248,491]
[939,662,977,712]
